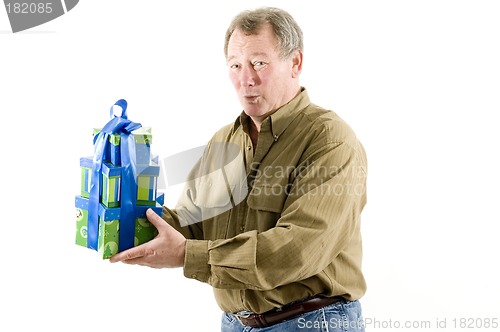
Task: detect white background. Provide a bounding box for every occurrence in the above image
[1,1,499,331]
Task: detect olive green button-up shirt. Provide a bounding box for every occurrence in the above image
[163,88,367,314]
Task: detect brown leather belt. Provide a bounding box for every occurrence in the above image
[233,295,345,328]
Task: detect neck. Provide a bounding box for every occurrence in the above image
[249,116,262,132]
[248,117,260,149]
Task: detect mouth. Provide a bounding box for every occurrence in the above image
[243,95,259,103]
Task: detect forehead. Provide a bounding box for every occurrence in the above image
[227,24,279,58]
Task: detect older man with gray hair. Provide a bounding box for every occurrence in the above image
[111,7,367,331]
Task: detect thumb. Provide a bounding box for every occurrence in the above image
[146,208,167,230]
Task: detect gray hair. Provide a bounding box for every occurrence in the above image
[224,7,304,60]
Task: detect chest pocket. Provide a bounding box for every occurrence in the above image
[245,184,286,233]
[246,162,292,213]
[247,183,288,213]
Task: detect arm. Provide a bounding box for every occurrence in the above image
[162,206,204,240]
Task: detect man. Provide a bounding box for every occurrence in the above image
[111,7,367,331]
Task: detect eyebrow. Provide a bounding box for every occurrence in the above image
[227,52,270,62]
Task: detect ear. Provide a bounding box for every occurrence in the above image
[291,50,303,78]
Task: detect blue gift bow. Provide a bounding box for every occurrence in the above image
[87,99,142,252]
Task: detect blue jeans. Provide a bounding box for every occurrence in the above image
[221,300,365,332]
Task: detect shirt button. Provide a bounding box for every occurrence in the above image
[239,226,245,232]
[247,146,251,150]
[191,274,197,279]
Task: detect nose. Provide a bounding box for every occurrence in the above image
[240,65,257,87]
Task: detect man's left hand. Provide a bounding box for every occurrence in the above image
[109,208,186,268]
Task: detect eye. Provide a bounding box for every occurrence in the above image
[229,63,240,70]
[253,61,267,69]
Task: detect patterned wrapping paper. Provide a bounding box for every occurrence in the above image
[75,194,164,259]
[75,99,164,259]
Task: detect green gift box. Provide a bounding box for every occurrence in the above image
[136,163,160,206]
[79,158,160,208]
[133,127,153,166]
[99,216,159,258]
[101,162,122,208]
[92,127,152,166]
[75,197,89,247]
[98,207,120,258]
[92,128,122,165]
[135,217,159,246]
[75,195,163,259]
[79,157,93,198]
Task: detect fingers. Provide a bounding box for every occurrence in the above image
[119,256,157,268]
[109,243,153,263]
[109,209,186,268]
[110,210,165,263]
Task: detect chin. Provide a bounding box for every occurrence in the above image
[243,109,264,118]
[242,104,266,117]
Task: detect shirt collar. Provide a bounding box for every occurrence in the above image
[233,87,311,138]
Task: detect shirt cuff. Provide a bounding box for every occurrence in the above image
[183,239,210,283]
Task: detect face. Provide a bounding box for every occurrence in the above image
[226,24,302,122]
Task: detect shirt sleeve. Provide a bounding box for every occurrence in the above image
[162,206,204,240]
[183,140,367,290]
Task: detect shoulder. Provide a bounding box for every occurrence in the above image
[208,122,239,143]
[296,103,367,175]
[201,120,242,160]
[298,103,361,150]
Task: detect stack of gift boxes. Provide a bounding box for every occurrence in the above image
[75,126,164,259]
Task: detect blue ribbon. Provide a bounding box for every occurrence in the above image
[87,99,142,251]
